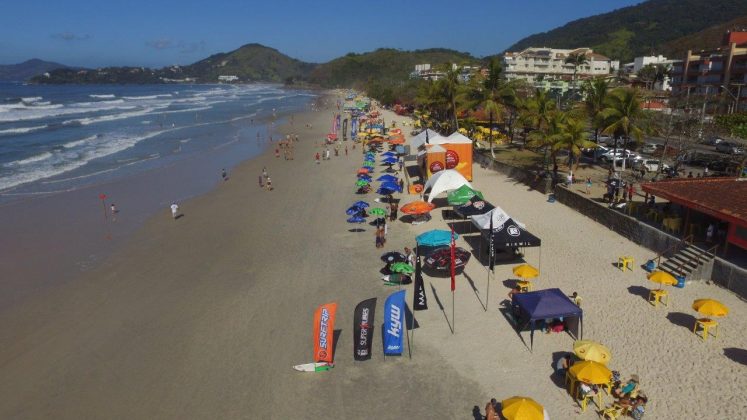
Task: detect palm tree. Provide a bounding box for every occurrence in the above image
[524,89,559,171]
[553,117,597,173]
[440,65,462,132]
[600,88,648,172]
[578,77,609,162]
[565,52,589,93]
[463,58,509,157]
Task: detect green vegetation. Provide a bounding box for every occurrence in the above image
[714,113,747,139]
[505,0,747,62]
[0,59,69,81]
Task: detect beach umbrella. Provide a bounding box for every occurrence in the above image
[357,168,369,175]
[568,360,613,385]
[573,340,612,365]
[347,215,366,223]
[357,175,372,181]
[369,207,387,216]
[388,137,405,145]
[381,251,406,263]
[356,179,370,187]
[501,396,544,420]
[352,200,370,208]
[647,270,677,289]
[390,262,414,274]
[346,205,365,215]
[424,247,471,271]
[401,200,435,215]
[692,299,729,317]
[377,186,397,195]
[380,182,402,192]
[382,157,398,164]
[382,152,396,157]
[513,264,540,279]
[447,185,484,206]
[416,230,458,247]
[377,174,398,182]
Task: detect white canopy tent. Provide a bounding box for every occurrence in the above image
[424,169,471,203]
[469,207,526,230]
[445,131,474,144]
[410,129,441,151]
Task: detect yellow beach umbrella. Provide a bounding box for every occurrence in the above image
[513,264,539,279]
[647,270,677,289]
[568,360,612,385]
[501,396,544,420]
[573,340,612,365]
[692,299,729,317]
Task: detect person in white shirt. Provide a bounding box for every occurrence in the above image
[170,203,179,219]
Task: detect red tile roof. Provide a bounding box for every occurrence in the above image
[641,177,747,224]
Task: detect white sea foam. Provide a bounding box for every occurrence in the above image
[21,96,43,104]
[62,135,98,149]
[122,94,172,100]
[6,151,53,166]
[0,125,48,136]
[89,94,116,99]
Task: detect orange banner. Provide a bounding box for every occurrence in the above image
[444,143,473,181]
[313,302,337,363]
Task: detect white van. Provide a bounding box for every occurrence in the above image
[634,159,668,172]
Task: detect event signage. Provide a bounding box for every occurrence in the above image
[383,290,406,355]
[429,161,444,173]
[313,302,337,363]
[353,298,377,361]
[445,150,459,169]
[413,253,428,311]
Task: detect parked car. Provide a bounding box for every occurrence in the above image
[702,137,724,146]
[633,159,669,173]
[640,143,658,155]
[707,160,739,174]
[715,142,745,154]
[600,149,637,163]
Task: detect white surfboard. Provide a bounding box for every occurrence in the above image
[293,362,333,372]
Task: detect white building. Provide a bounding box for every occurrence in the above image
[622,55,680,91]
[503,47,617,91]
[411,63,482,82]
[218,75,239,83]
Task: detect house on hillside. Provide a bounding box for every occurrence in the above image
[502,47,619,93]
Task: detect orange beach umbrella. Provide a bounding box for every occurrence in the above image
[401,200,435,215]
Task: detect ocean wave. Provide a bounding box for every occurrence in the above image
[0,129,167,191]
[122,94,172,100]
[6,151,54,166]
[62,135,98,149]
[0,125,48,136]
[62,106,161,126]
[21,96,43,104]
[89,94,116,99]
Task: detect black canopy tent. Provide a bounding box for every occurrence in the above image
[453,200,495,218]
[511,288,583,350]
[481,217,542,248]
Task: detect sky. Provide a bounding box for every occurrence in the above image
[1,0,644,68]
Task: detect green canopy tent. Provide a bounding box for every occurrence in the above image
[447,184,484,206]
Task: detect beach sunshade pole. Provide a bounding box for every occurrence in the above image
[486,216,494,312]
[450,226,456,334]
[405,303,411,359]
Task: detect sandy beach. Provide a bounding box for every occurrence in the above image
[1,93,745,419]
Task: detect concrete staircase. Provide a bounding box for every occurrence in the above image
[659,245,716,282]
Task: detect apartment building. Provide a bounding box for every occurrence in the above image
[503,47,618,92]
[671,30,747,112]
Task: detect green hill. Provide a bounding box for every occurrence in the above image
[505,0,747,62]
[661,15,747,58]
[184,43,316,83]
[0,59,70,81]
[309,48,480,88]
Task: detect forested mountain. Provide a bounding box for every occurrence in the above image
[661,15,747,58]
[505,0,747,61]
[0,59,69,81]
[309,48,479,88]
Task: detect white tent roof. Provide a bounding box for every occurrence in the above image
[445,132,474,144]
[424,169,471,203]
[469,207,526,230]
[426,144,446,152]
[410,129,440,150]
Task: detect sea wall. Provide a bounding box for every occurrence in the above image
[473,152,553,194]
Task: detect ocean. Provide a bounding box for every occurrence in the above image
[0,82,316,201]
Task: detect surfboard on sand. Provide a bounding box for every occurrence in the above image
[293,362,334,372]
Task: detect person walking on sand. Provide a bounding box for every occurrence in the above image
[315,152,320,164]
[266,176,272,191]
[585,177,592,195]
[170,202,179,219]
[258,174,264,188]
[221,168,227,181]
[262,167,268,179]
[345,146,348,156]
[390,202,398,221]
[110,203,118,221]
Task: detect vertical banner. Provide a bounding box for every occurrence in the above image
[353,298,377,361]
[413,252,428,311]
[313,302,337,363]
[489,216,495,273]
[450,227,456,292]
[383,290,406,355]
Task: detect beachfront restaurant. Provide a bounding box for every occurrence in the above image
[640,177,747,258]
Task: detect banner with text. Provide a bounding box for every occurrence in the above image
[383,290,406,355]
[353,298,377,361]
[313,302,337,363]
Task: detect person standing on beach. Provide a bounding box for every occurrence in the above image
[110,203,118,221]
[170,202,179,219]
[315,152,320,164]
[258,174,264,188]
[221,168,227,181]
[391,202,398,221]
[585,177,592,195]
[345,146,348,156]
[266,176,273,191]
[262,167,268,179]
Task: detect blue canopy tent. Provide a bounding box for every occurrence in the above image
[511,288,582,351]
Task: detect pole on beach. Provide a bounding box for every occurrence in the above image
[99,193,107,221]
[450,227,456,334]
[405,304,411,360]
